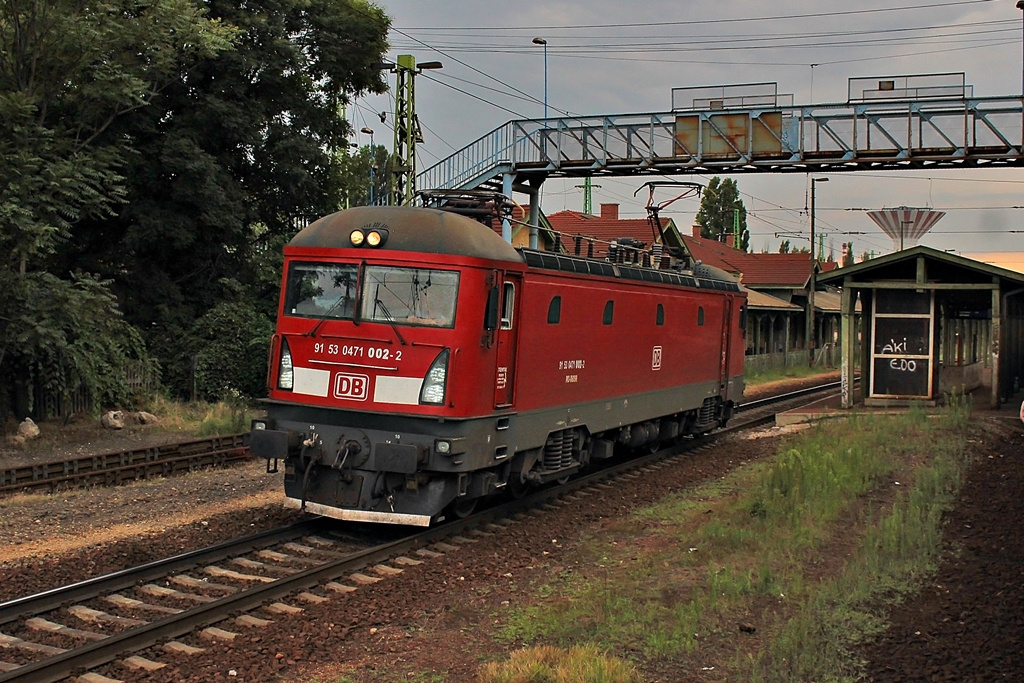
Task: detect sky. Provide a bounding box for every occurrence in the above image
[351,0,1024,267]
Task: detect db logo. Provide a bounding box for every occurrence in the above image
[334,373,369,401]
[651,346,662,371]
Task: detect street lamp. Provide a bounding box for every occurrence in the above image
[808,177,829,364]
[532,37,548,119]
[361,126,375,205]
[1018,1,1024,94]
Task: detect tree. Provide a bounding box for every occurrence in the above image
[842,241,856,267]
[778,240,791,254]
[340,143,392,208]
[0,0,234,418]
[47,0,391,397]
[695,177,749,251]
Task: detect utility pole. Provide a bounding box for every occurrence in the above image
[808,177,828,365]
[532,37,548,119]
[574,177,601,214]
[386,55,442,206]
[361,127,375,205]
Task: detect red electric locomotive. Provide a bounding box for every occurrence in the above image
[250,204,746,525]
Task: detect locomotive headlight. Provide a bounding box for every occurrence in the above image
[252,420,267,430]
[419,348,450,405]
[366,228,388,247]
[349,229,365,246]
[277,338,294,391]
[435,439,451,454]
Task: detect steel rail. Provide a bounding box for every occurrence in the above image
[0,381,844,682]
[0,520,469,682]
[0,434,250,496]
[0,519,331,628]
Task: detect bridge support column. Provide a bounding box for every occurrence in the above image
[527,185,542,250]
[501,173,513,243]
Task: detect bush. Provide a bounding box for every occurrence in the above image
[182,301,274,401]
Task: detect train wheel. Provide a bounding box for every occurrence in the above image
[447,497,477,519]
[506,474,530,500]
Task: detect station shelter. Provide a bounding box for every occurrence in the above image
[816,246,1024,409]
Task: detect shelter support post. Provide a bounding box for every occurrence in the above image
[841,281,855,408]
[991,284,1001,409]
[784,316,791,365]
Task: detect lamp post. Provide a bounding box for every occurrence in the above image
[808,177,829,364]
[360,127,374,205]
[1018,1,1024,94]
[383,55,443,205]
[532,37,548,119]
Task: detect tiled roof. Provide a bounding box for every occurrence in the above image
[681,234,838,287]
[546,209,673,258]
[743,286,802,311]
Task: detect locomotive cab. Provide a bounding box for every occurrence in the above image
[250,206,527,525]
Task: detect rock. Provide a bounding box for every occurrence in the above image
[100,410,125,430]
[134,411,159,425]
[6,435,26,449]
[17,418,40,440]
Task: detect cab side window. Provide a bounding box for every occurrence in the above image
[697,306,705,326]
[603,300,614,325]
[656,303,665,326]
[548,296,561,324]
[500,282,515,330]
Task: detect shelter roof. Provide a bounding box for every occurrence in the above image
[743,286,802,312]
[817,245,1024,288]
[812,289,846,314]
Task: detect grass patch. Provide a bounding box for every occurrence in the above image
[479,644,639,683]
[140,393,257,436]
[491,398,972,680]
[0,493,52,509]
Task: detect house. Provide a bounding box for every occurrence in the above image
[545,204,683,259]
[679,228,843,363]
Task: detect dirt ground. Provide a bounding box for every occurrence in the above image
[2,374,1022,681]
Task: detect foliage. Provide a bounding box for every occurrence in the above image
[0,271,155,416]
[339,143,392,208]
[0,0,235,265]
[695,177,749,251]
[173,301,275,401]
[52,0,391,377]
[777,239,809,254]
[0,0,236,416]
[842,241,856,266]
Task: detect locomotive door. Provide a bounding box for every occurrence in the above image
[493,273,521,407]
[718,298,733,399]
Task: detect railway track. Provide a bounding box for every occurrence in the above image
[0,382,843,682]
[0,434,251,497]
[0,377,840,499]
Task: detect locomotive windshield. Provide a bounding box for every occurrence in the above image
[361,266,459,328]
[284,262,358,319]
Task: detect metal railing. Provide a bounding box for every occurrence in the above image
[418,95,1024,193]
